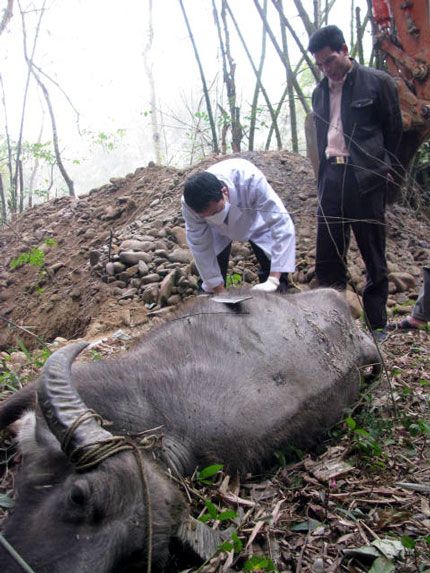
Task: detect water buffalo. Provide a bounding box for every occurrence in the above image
[0,289,379,572]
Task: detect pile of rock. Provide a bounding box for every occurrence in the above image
[90,215,268,312]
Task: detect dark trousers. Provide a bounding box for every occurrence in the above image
[216,241,289,293]
[316,161,388,330]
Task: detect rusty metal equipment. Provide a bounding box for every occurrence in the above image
[372,0,430,170]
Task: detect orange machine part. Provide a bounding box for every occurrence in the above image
[373,0,430,168]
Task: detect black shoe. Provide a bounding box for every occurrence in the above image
[372,328,387,343]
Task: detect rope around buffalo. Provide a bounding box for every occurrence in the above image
[62,409,154,573]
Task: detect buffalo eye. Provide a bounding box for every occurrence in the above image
[69,480,90,507]
[67,479,105,524]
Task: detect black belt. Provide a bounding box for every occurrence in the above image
[328,156,349,165]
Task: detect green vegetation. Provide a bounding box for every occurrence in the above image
[226,272,242,288]
[10,238,57,294]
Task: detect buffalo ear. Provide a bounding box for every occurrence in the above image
[176,515,233,560]
[16,411,62,457]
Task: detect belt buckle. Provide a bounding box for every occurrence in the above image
[335,156,345,164]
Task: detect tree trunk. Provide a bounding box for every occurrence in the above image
[314,0,319,26]
[28,116,45,208]
[178,0,219,154]
[355,6,364,64]
[294,0,315,37]
[31,71,75,197]
[143,0,162,163]
[212,0,242,152]
[350,8,369,62]
[0,174,6,222]
[366,0,383,69]
[225,0,282,149]
[270,0,319,84]
[0,0,14,36]
[255,0,311,115]
[280,0,298,153]
[248,0,267,151]
[0,73,14,216]
[18,159,24,212]
[13,1,48,212]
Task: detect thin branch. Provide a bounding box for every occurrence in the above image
[30,61,82,135]
[248,0,267,151]
[254,0,311,115]
[20,4,75,197]
[178,0,219,154]
[13,0,47,212]
[294,0,315,37]
[0,0,14,36]
[271,0,319,83]
[225,0,283,148]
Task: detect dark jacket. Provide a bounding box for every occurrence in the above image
[312,60,402,193]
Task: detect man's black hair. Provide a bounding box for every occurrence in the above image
[308,25,346,54]
[183,172,223,212]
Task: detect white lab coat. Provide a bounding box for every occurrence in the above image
[182,158,296,292]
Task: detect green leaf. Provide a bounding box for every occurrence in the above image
[204,500,218,519]
[291,519,322,532]
[243,555,275,571]
[232,531,243,553]
[0,494,15,508]
[401,535,416,549]
[368,556,395,572]
[197,464,223,480]
[217,509,238,521]
[346,417,356,430]
[198,514,211,523]
[16,338,32,361]
[219,541,233,552]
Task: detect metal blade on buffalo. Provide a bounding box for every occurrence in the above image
[211,294,252,305]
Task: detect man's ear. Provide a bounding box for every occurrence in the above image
[341,44,349,56]
[222,186,229,200]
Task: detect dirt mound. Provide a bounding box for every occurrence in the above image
[0,150,429,352]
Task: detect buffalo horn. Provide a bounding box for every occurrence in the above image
[38,342,113,459]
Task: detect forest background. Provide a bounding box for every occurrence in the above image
[0,0,376,216]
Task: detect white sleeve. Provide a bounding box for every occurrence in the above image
[247,169,296,272]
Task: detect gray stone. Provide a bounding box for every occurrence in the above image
[89,250,101,266]
[119,240,153,251]
[141,285,159,304]
[167,294,182,306]
[171,226,188,248]
[113,261,126,273]
[138,260,149,276]
[159,269,177,305]
[119,251,152,265]
[118,288,138,299]
[388,272,416,292]
[119,266,139,281]
[168,248,192,264]
[141,273,162,285]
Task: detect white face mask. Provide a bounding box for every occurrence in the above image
[204,201,230,225]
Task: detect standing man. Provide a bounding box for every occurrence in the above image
[182,157,295,295]
[308,25,402,342]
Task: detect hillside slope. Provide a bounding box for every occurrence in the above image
[0,150,428,351]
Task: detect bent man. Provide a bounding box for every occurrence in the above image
[182,158,295,294]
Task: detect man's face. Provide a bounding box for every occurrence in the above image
[196,187,228,218]
[313,45,351,82]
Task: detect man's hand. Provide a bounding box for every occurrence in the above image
[251,276,280,292]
